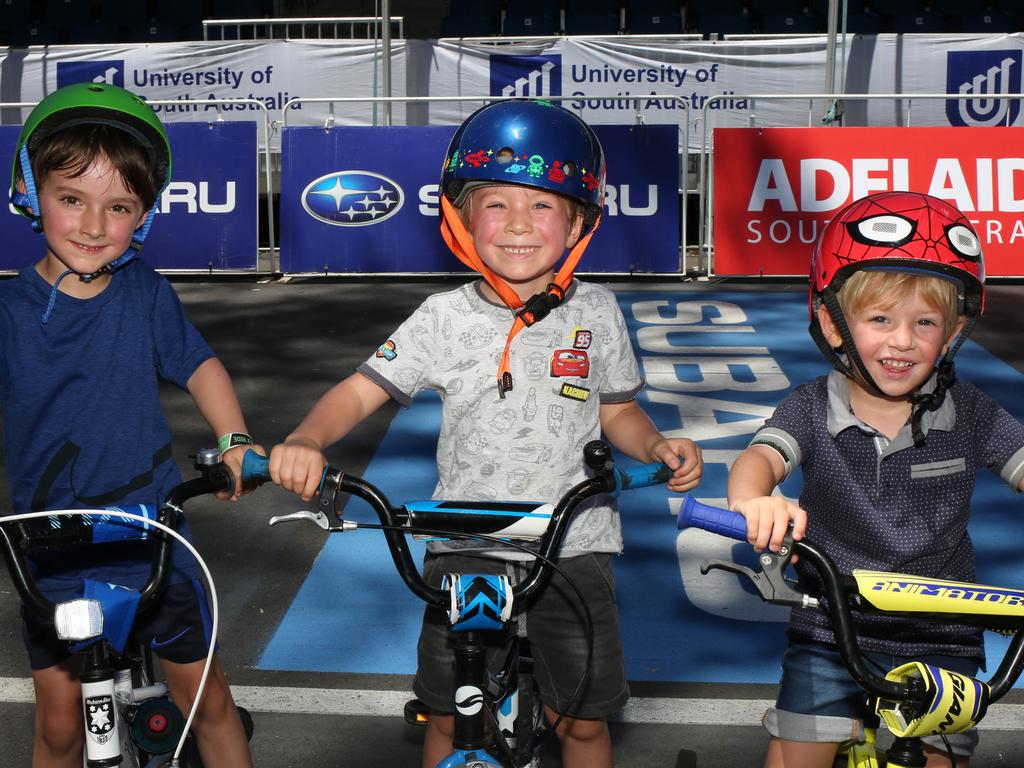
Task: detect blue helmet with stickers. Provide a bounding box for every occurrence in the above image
[440,99,606,232]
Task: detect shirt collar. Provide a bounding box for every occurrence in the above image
[825,369,956,441]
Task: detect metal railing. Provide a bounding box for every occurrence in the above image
[202,16,404,41]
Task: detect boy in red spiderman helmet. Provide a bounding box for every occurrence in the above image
[268,99,703,767]
[727,191,1024,768]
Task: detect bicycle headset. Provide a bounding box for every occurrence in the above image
[10,83,172,319]
[438,98,606,396]
[809,190,986,446]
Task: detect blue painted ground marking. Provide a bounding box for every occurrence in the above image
[260,289,1024,684]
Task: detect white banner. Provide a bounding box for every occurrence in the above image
[847,33,1024,129]
[7,40,405,138]
[423,36,840,144]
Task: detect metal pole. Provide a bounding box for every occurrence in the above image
[382,0,392,126]
[825,0,838,95]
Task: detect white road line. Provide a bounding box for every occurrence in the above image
[2,676,1021,730]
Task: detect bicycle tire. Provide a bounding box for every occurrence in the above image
[675,749,698,768]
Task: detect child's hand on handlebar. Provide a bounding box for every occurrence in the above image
[649,438,703,493]
[730,495,806,555]
[220,443,266,501]
[269,437,328,501]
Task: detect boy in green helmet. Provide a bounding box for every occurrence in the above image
[3,83,256,766]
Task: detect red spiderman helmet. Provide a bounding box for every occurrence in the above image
[811,191,985,320]
[808,191,986,446]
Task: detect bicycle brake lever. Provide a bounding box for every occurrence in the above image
[700,535,818,609]
[268,510,355,532]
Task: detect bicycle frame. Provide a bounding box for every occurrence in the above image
[0,450,235,768]
[678,496,1024,768]
[247,440,671,768]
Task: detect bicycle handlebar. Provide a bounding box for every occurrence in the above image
[677,496,1024,709]
[245,440,674,610]
[0,456,236,624]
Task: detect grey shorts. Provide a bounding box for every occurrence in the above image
[413,551,629,719]
[765,640,980,757]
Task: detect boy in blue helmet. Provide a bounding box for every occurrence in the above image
[269,99,703,767]
[2,83,257,766]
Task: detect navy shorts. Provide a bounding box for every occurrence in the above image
[22,578,215,671]
[765,640,980,756]
[413,551,629,719]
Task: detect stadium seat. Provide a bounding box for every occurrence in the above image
[65,20,119,44]
[448,0,501,16]
[957,10,1016,33]
[842,10,883,33]
[98,0,152,26]
[631,0,682,11]
[44,0,92,27]
[129,20,182,42]
[889,11,944,32]
[505,0,560,17]
[0,0,36,28]
[691,10,752,35]
[876,0,924,13]
[759,12,818,32]
[503,13,559,36]
[565,12,621,34]
[748,0,806,14]
[630,9,684,33]
[439,14,498,37]
[687,0,744,15]
[6,21,52,45]
[808,0,865,16]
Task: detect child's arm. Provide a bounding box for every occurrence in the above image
[270,371,390,501]
[727,444,806,553]
[187,357,263,501]
[599,401,702,492]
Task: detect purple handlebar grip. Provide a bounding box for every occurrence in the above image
[677,496,748,541]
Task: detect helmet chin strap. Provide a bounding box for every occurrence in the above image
[812,287,970,448]
[440,195,599,397]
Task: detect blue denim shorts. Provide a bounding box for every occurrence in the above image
[764,640,980,757]
[413,551,629,719]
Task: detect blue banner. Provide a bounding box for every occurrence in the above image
[279,124,679,274]
[0,122,258,272]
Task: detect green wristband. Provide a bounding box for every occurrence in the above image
[218,432,254,454]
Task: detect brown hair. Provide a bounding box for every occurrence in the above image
[30,124,160,209]
[837,270,962,337]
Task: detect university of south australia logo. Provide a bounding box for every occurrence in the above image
[946,50,1023,127]
[301,171,404,227]
[489,54,561,98]
[56,60,126,88]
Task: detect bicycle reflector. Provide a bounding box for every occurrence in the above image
[876,661,990,738]
[130,697,186,755]
[54,599,103,641]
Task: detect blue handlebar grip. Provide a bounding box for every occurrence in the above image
[618,462,672,490]
[677,496,748,541]
[241,450,272,483]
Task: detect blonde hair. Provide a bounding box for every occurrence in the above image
[837,270,962,337]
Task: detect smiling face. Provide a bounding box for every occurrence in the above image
[464,184,584,301]
[819,272,964,401]
[35,153,145,296]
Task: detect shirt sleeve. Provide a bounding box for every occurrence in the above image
[968,383,1024,490]
[358,296,439,408]
[152,278,215,389]
[748,381,819,480]
[597,287,644,404]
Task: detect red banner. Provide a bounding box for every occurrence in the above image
[713,127,1024,277]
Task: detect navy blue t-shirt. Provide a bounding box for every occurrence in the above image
[0,261,214,600]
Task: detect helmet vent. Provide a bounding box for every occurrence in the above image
[496,147,515,164]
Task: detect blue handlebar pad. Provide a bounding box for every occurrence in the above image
[18,504,159,551]
[406,500,554,542]
[617,462,672,491]
[242,450,272,482]
[677,496,748,541]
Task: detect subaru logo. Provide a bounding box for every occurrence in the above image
[301,171,404,227]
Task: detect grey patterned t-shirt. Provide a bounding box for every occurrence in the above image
[359,279,644,558]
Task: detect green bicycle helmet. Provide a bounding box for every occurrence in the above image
[11,83,172,321]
